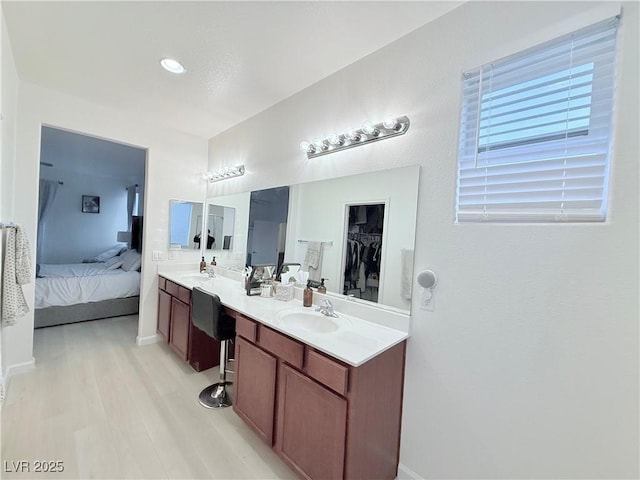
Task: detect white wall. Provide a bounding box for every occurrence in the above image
[1,9,16,394]
[1,9,21,389]
[207,2,639,478]
[39,170,130,263]
[4,81,208,375]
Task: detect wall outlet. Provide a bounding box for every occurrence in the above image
[168,250,176,260]
[420,289,435,311]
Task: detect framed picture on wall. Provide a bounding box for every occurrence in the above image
[82,195,100,213]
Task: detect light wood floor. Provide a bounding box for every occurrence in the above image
[1,315,296,479]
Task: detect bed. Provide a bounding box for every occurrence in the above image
[34,248,142,328]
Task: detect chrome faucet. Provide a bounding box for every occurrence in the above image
[206,266,216,278]
[316,299,338,318]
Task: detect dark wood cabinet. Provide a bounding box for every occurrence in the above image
[157,289,171,341]
[276,363,347,480]
[157,276,219,372]
[234,336,277,444]
[233,312,406,480]
[169,297,190,361]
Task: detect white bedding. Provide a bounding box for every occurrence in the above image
[38,262,122,278]
[35,267,140,309]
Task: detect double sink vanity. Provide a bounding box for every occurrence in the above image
[156,266,409,480]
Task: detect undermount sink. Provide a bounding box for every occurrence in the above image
[181,274,212,283]
[275,308,351,334]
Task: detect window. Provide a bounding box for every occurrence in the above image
[456,17,619,222]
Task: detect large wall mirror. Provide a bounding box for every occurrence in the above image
[205,165,420,312]
[169,199,204,250]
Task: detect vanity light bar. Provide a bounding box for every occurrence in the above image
[300,116,410,159]
[207,165,245,183]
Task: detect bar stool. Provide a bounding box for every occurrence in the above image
[191,287,236,408]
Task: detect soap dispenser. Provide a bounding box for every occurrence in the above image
[317,278,327,294]
[199,256,207,273]
[210,256,217,266]
[303,281,313,307]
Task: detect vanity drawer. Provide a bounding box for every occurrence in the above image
[176,285,191,305]
[235,314,258,343]
[158,276,167,291]
[165,280,191,304]
[305,349,349,396]
[165,280,180,297]
[259,327,304,369]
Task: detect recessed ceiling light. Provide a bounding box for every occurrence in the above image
[160,58,186,74]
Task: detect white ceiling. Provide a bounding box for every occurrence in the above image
[3,1,462,139]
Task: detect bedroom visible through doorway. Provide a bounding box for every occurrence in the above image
[35,126,147,333]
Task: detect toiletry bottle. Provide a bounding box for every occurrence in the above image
[210,256,216,266]
[303,281,313,307]
[317,278,327,294]
[199,256,207,273]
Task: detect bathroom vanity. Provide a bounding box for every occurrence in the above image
[157,275,220,371]
[157,270,409,480]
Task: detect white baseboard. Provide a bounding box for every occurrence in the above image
[3,357,36,401]
[397,463,424,480]
[136,334,161,346]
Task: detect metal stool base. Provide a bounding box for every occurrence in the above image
[198,382,232,408]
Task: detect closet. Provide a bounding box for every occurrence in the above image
[342,204,384,303]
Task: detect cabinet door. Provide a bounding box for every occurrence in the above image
[157,289,171,341]
[276,364,347,480]
[169,298,190,361]
[234,336,277,445]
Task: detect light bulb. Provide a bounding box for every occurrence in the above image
[383,117,398,130]
[346,129,361,141]
[328,134,343,146]
[313,139,328,151]
[299,141,311,152]
[362,121,379,136]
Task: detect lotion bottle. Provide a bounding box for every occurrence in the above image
[199,256,207,273]
[303,281,313,307]
[317,278,327,294]
[210,256,216,266]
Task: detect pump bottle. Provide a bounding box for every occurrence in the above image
[303,281,313,307]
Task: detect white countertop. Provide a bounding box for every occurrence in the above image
[159,270,408,367]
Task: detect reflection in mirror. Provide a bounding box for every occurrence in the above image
[343,203,386,303]
[203,192,251,266]
[285,165,419,312]
[246,264,277,296]
[206,165,420,313]
[246,186,290,269]
[205,204,236,251]
[169,199,204,250]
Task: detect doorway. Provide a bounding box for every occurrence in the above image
[36,125,147,332]
[341,203,385,303]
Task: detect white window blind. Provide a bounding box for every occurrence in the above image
[456,16,619,222]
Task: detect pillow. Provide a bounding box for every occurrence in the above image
[120,249,141,272]
[94,245,127,262]
[106,259,124,270]
[105,256,123,269]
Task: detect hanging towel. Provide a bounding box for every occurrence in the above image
[303,241,323,282]
[304,241,321,269]
[2,226,32,326]
[400,248,414,300]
